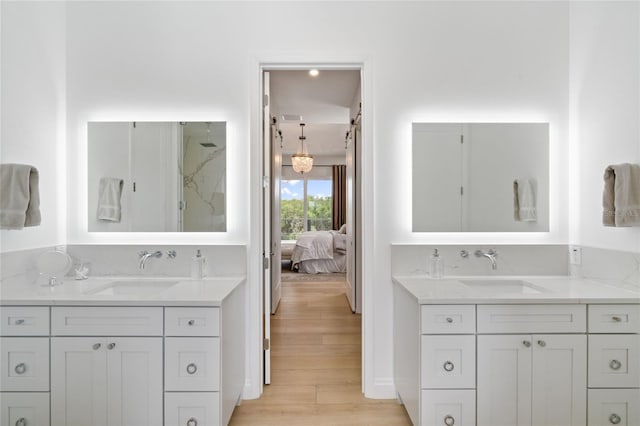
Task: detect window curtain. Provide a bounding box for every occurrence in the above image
[332,165,346,230]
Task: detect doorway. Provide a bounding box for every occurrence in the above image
[261,67,363,387]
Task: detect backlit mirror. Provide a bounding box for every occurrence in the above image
[88,121,226,232]
[412,123,549,232]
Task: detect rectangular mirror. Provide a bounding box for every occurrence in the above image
[412,122,549,232]
[88,121,226,232]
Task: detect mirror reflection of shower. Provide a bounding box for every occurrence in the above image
[179,121,227,232]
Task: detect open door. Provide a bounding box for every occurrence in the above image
[345,115,359,312]
[262,71,272,384]
[270,118,282,314]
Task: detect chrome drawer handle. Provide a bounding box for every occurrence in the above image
[187,418,198,426]
[612,316,622,322]
[93,343,101,350]
[443,361,455,372]
[14,363,26,375]
[522,340,531,348]
[15,418,27,426]
[186,363,198,374]
[609,413,622,424]
[107,343,116,350]
[15,319,25,325]
[537,340,546,347]
[188,320,195,326]
[610,359,622,370]
[445,317,453,323]
[444,415,455,426]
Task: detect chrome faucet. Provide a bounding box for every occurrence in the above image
[475,249,498,270]
[138,250,162,270]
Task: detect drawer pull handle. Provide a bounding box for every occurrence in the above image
[107,343,116,350]
[612,316,622,322]
[15,319,25,325]
[609,413,622,424]
[445,317,453,323]
[15,418,27,426]
[443,361,455,372]
[522,340,531,348]
[444,415,455,426]
[187,418,198,426]
[14,363,26,375]
[537,340,546,347]
[609,359,622,370]
[93,343,101,350]
[186,363,198,374]
[188,320,195,326]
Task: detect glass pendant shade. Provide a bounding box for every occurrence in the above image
[291,123,313,174]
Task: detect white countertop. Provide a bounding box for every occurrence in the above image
[0,275,245,306]
[392,275,640,304]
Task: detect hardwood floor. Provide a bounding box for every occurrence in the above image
[229,279,412,425]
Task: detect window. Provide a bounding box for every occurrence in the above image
[281,172,332,241]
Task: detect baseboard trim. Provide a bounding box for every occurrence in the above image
[364,377,396,399]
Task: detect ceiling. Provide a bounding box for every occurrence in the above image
[269,70,360,157]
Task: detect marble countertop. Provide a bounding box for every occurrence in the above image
[0,275,245,306]
[392,275,640,304]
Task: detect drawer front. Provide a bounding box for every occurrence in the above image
[589,305,640,334]
[421,335,475,389]
[165,307,220,337]
[52,306,163,336]
[165,392,220,426]
[421,305,476,334]
[0,337,49,391]
[0,392,50,426]
[588,389,640,426]
[165,337,220,391]
[477,304,586,333]
[421,389,475,426]
[588,334,640,388]
[1,306,49,336]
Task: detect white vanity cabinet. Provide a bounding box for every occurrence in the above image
[0,306,51,426]
[587,304,640,426]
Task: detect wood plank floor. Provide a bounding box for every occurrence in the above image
[229,278,412,425]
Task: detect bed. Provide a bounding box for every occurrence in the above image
[289,230,348,274]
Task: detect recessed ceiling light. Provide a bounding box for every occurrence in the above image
[309,69,319,77]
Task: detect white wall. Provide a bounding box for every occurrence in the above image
[0,1,66,252]
[570,2,640,253]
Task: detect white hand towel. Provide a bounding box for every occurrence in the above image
[97,177,124,222]
[0,164,41,229]
[513,178,537,222]
[603,164,640,227]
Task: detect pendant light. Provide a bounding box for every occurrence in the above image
[291,123,313,174]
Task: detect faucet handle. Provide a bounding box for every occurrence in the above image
[138,250,148,258]
[487,249,498,257]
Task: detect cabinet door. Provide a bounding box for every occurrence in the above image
[51,337,108,426]
[165,337,220,391]
[589,334,640,388]
[106,337,163,426]
[588,389,640,426]
[165,392,220,426]
[1,392,50,426]
[0,337,49,391]
[478,335,532,426]
[532,334,586,426]
[421,335,475,389]
[421,389,475,426]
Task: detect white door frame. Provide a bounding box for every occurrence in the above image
[248,58,374,399]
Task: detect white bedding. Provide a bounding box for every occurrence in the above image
[291,230,347,274]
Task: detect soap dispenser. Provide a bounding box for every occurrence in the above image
[429,249,444,279]
[191,249,206,279]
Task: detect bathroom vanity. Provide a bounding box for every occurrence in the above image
[393,276,640,426]
[0,276,245,426]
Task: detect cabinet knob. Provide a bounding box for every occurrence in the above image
[15,418,27,426]
[445,317,453,323]
[107,343,116,350]
[15,319,25,325]
[93,343,101,350]
[612,316,622,322]
[537,340,546,347]
[443,361,455,372]
[186,418,198,426]
[609,359,622,371]
[188,319,195,326]
[609,413,622,424]
[522,340,531,348]
[186,363,198,375]
[444,415,455,426]
[14,363,26,375]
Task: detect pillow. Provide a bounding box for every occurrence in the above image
[339,224,347,234]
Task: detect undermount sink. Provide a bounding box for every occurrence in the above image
[459,279,547,294]
[85,280,178,296]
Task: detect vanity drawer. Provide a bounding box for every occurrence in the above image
[1,306,49,336]
[165,337,220,391]
[588,389,640,426]
[0,337,49,391]
[165,307,220,337]
[421,389,475,426]
[0,392,50,426]
[165,392,220,426]
[477,304,586,333]
[421,335,475,389]
[52,306,163,336]
[589,305,640,334]
[421,305,476,334]
[588,334,640,388]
